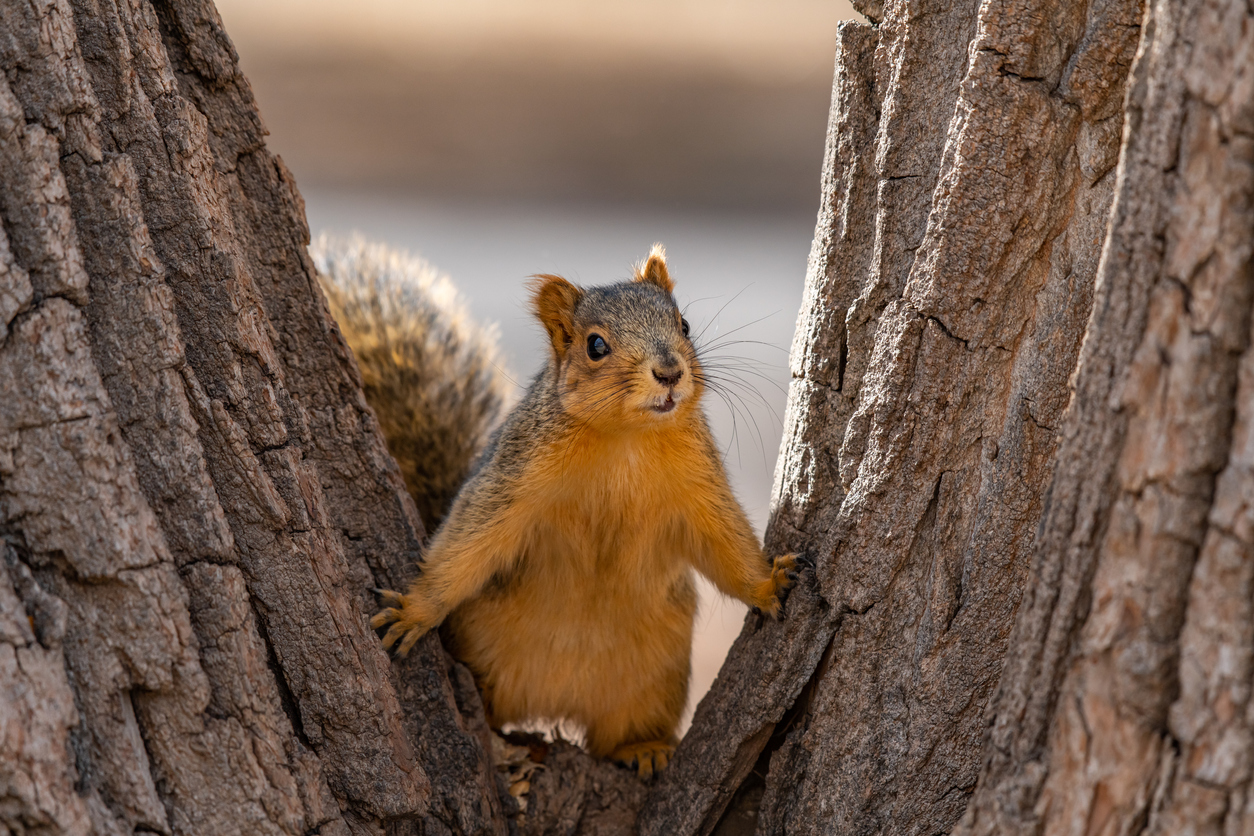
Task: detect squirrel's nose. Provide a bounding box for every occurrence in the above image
[653,367,683,387]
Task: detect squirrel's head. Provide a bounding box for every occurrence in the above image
[529,244,702,431]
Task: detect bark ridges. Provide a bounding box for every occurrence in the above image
[0,0,503,832]
[4,0,1251,834]
[643,1,1144,834]
[957,0,1254,833]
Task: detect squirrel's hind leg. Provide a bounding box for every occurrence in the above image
[584,668,687,778]
[609,738,678,779]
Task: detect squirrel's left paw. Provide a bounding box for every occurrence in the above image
[371,589,437,656]
[754,554,804,619]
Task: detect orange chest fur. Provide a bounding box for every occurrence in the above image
[511,423,710,580]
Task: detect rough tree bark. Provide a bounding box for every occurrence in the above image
[0,0,511,833]
[957,0,1254,832]
[1,1,1250,836]
[646,0,1250,832]
[642,0,1145,831]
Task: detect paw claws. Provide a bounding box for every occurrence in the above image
[381,621,408,650]
[757,553,806,621]
[371,589,438,656]
[375,588,406,608]
[370,607,398,630]
[398,625,423,657]
[612,741,675,779]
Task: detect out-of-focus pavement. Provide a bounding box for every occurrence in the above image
[214,0,857,730]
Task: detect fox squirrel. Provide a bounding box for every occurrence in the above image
[325,238,799,778]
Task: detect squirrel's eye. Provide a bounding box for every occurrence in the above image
[681,317,691,338]
[587,334,611,360]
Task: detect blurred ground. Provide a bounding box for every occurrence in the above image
[213,0,856,730]
[217,0,857,210]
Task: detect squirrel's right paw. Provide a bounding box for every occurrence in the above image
[371,589,438,656]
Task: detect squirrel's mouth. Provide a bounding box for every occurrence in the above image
[651,393,678,414]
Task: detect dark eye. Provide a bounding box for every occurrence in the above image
[681,318,690,338]
[587,334,611,360]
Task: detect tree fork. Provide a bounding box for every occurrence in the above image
[1,0,1251,835]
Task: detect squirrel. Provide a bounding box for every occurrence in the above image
[321,236,800,778]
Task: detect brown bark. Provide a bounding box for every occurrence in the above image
[0,0,505,833]
[642,0,1143,832]
[957,0,1254,832]
[645,0,1252,833]
[2,0,1250,835]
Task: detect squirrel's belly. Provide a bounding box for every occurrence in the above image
[447,555,697,733]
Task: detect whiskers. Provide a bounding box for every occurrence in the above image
[558,372,638,468]
[687,301,789,470]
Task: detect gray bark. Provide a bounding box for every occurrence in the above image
[2,0,1250,835]
[644,0,1252,833]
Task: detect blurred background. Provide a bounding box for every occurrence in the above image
[214,0,858,729]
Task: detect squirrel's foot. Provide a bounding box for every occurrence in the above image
[752,554,803,619]
[371,589,437,656]
[611,739,676,779]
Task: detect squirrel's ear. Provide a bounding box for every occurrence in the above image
[529,274,583,359]
[633,243,673,293]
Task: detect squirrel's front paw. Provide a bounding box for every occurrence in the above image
[371,589,438,656]
[754,554,804,619]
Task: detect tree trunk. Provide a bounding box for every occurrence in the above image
[0,0,508,833]
[644,0,1251,833]
[957,1,1254,832]
[1,2,1250,836]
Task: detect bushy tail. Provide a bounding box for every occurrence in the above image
[312,233,514,529]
